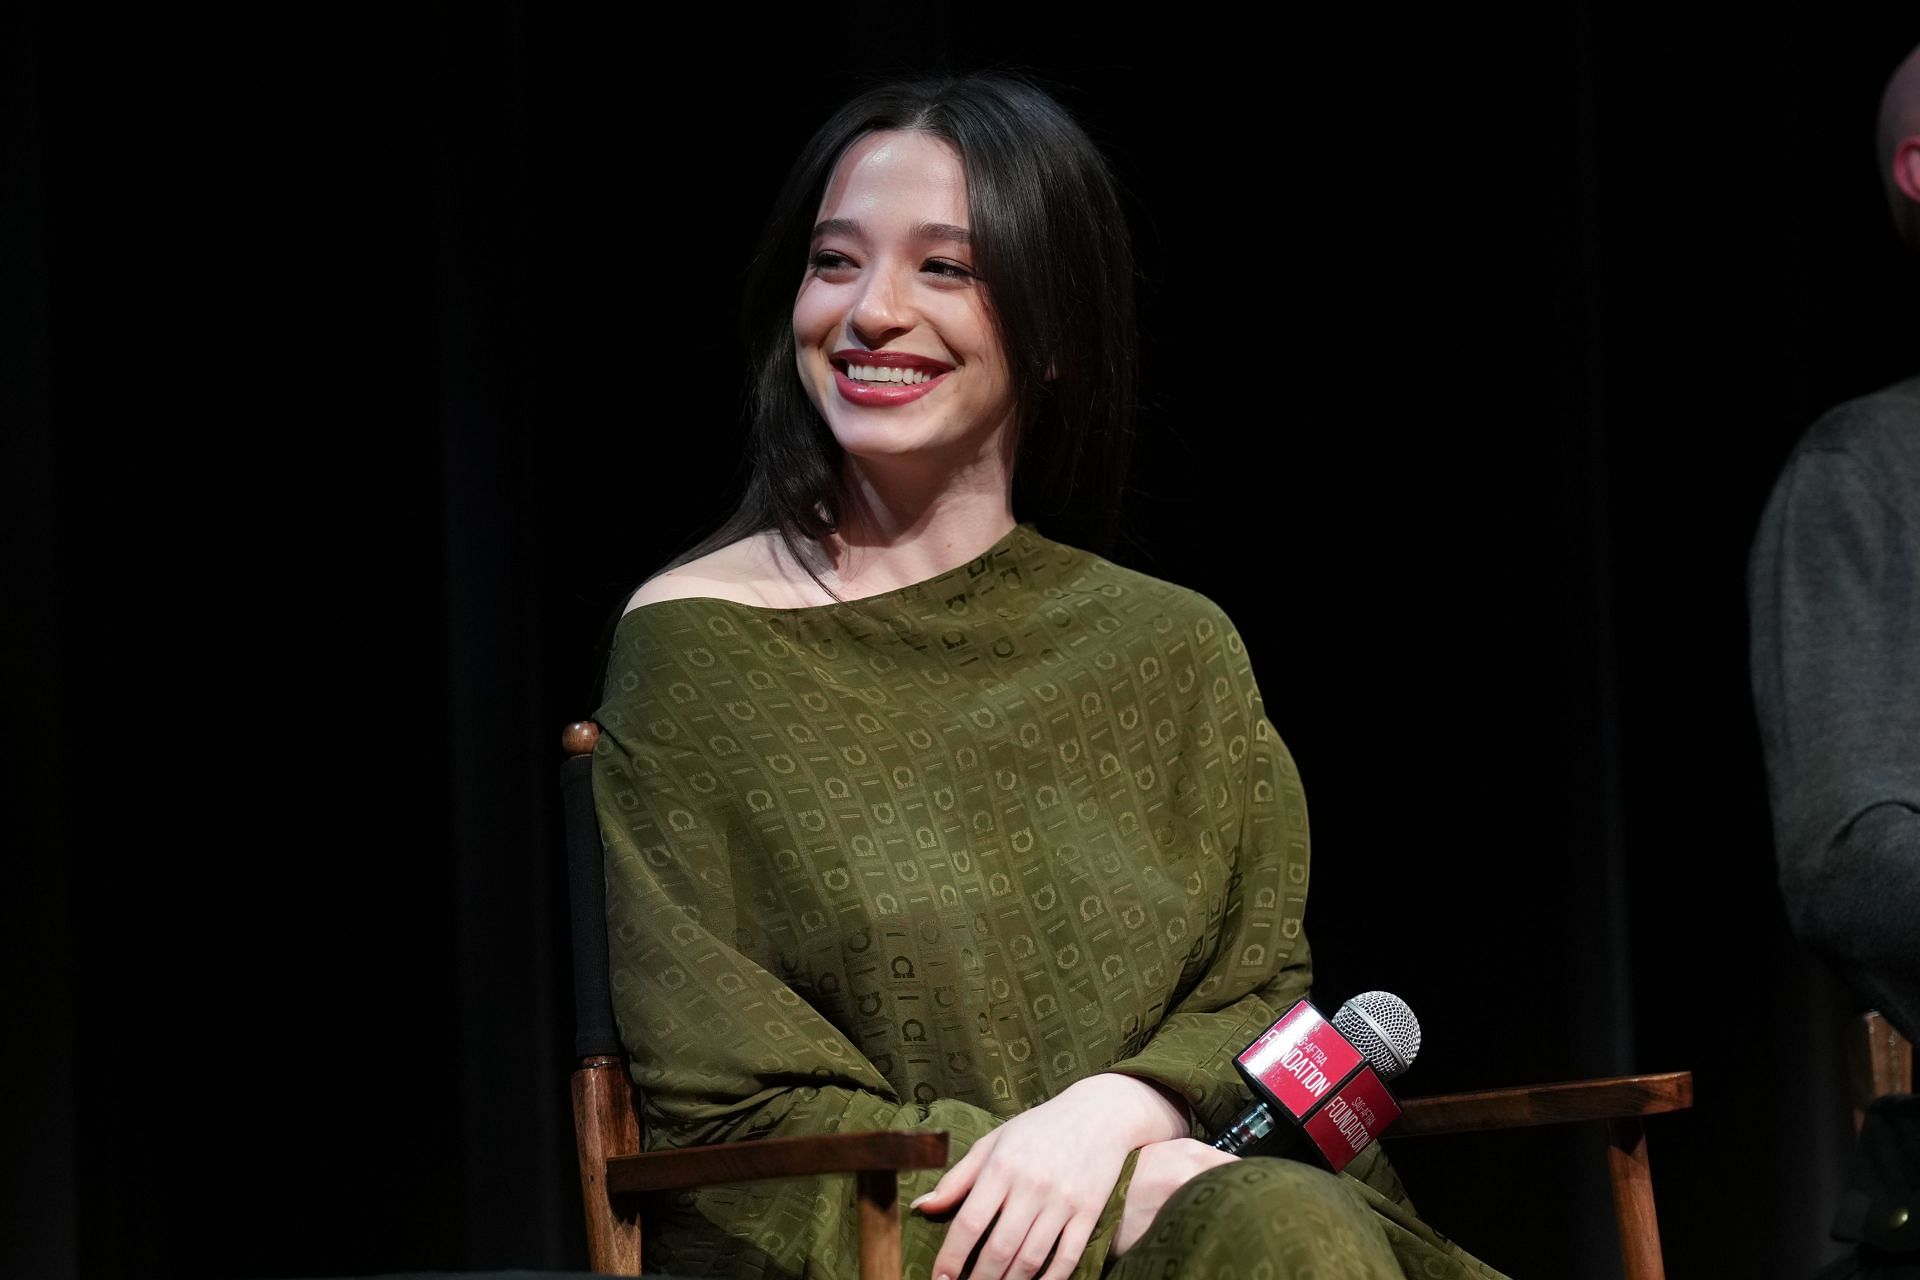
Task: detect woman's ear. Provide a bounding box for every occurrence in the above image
[1896,136,1920,206]
[1043,358,1058,383]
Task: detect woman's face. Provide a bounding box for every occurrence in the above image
[792,130,1017,473]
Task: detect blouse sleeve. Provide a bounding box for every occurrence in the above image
[593,668,1140,1278]
[1100,610,1315,1140]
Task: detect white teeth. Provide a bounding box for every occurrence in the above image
[847,363,936,385]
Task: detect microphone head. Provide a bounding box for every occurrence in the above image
[1332,991,1421,1081]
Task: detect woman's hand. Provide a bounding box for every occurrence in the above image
[914,1073,1187,1280]
[1111,1138,1240,1257]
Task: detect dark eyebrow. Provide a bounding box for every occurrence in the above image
[810,218,972,245]
[912,221,972,245]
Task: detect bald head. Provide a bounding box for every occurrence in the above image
[1879,43,1920,249]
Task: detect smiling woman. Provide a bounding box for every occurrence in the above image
[622,73,1139,610]
[592,73,1510,1280]
[791,131,1017,476]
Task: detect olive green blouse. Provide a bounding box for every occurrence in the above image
[591,521,1486,1278]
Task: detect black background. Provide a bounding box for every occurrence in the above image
[6,7,1919,1278]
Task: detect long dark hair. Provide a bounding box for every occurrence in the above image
[654,71,1141,599]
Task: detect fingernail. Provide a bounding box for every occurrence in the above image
[909,1192,931,1209]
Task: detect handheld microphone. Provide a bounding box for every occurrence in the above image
[1211,991,1420,1171]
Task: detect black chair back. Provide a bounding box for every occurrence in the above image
[561,729,621,1060]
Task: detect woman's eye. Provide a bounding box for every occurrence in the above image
[806,251,974,282]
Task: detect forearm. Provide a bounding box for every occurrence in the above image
[1075,1072,1193,1148]
[1785,801,1920,978]
[644,1072,1002,1155]
[1105,944,1311,1139]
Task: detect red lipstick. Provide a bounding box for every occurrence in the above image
[830,349,953,406]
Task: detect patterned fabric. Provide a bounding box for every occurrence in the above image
[592,521,1506,1278]
[1109,1153,1506,1280]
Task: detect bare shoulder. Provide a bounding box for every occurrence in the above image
[622,532,803,614]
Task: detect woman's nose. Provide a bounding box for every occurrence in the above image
[847,265,913,348]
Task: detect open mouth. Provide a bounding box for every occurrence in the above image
[827,350,953,406]
[832,358,946,386]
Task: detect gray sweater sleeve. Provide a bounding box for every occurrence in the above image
[1749,389,1920,1045]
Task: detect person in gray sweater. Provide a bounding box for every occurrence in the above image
[1749,43,1920,1048]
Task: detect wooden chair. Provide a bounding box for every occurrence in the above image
[1395,1072,1694,1279]
[1846,1010,1914,1134]
[562,720,1693,1279]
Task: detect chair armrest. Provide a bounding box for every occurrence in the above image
[1395,1071,1693,1138]
[1848,1011,1914,1123]
[607,1130,952,1196]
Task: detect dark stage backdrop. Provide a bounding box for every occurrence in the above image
[7,8,1918,1278]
